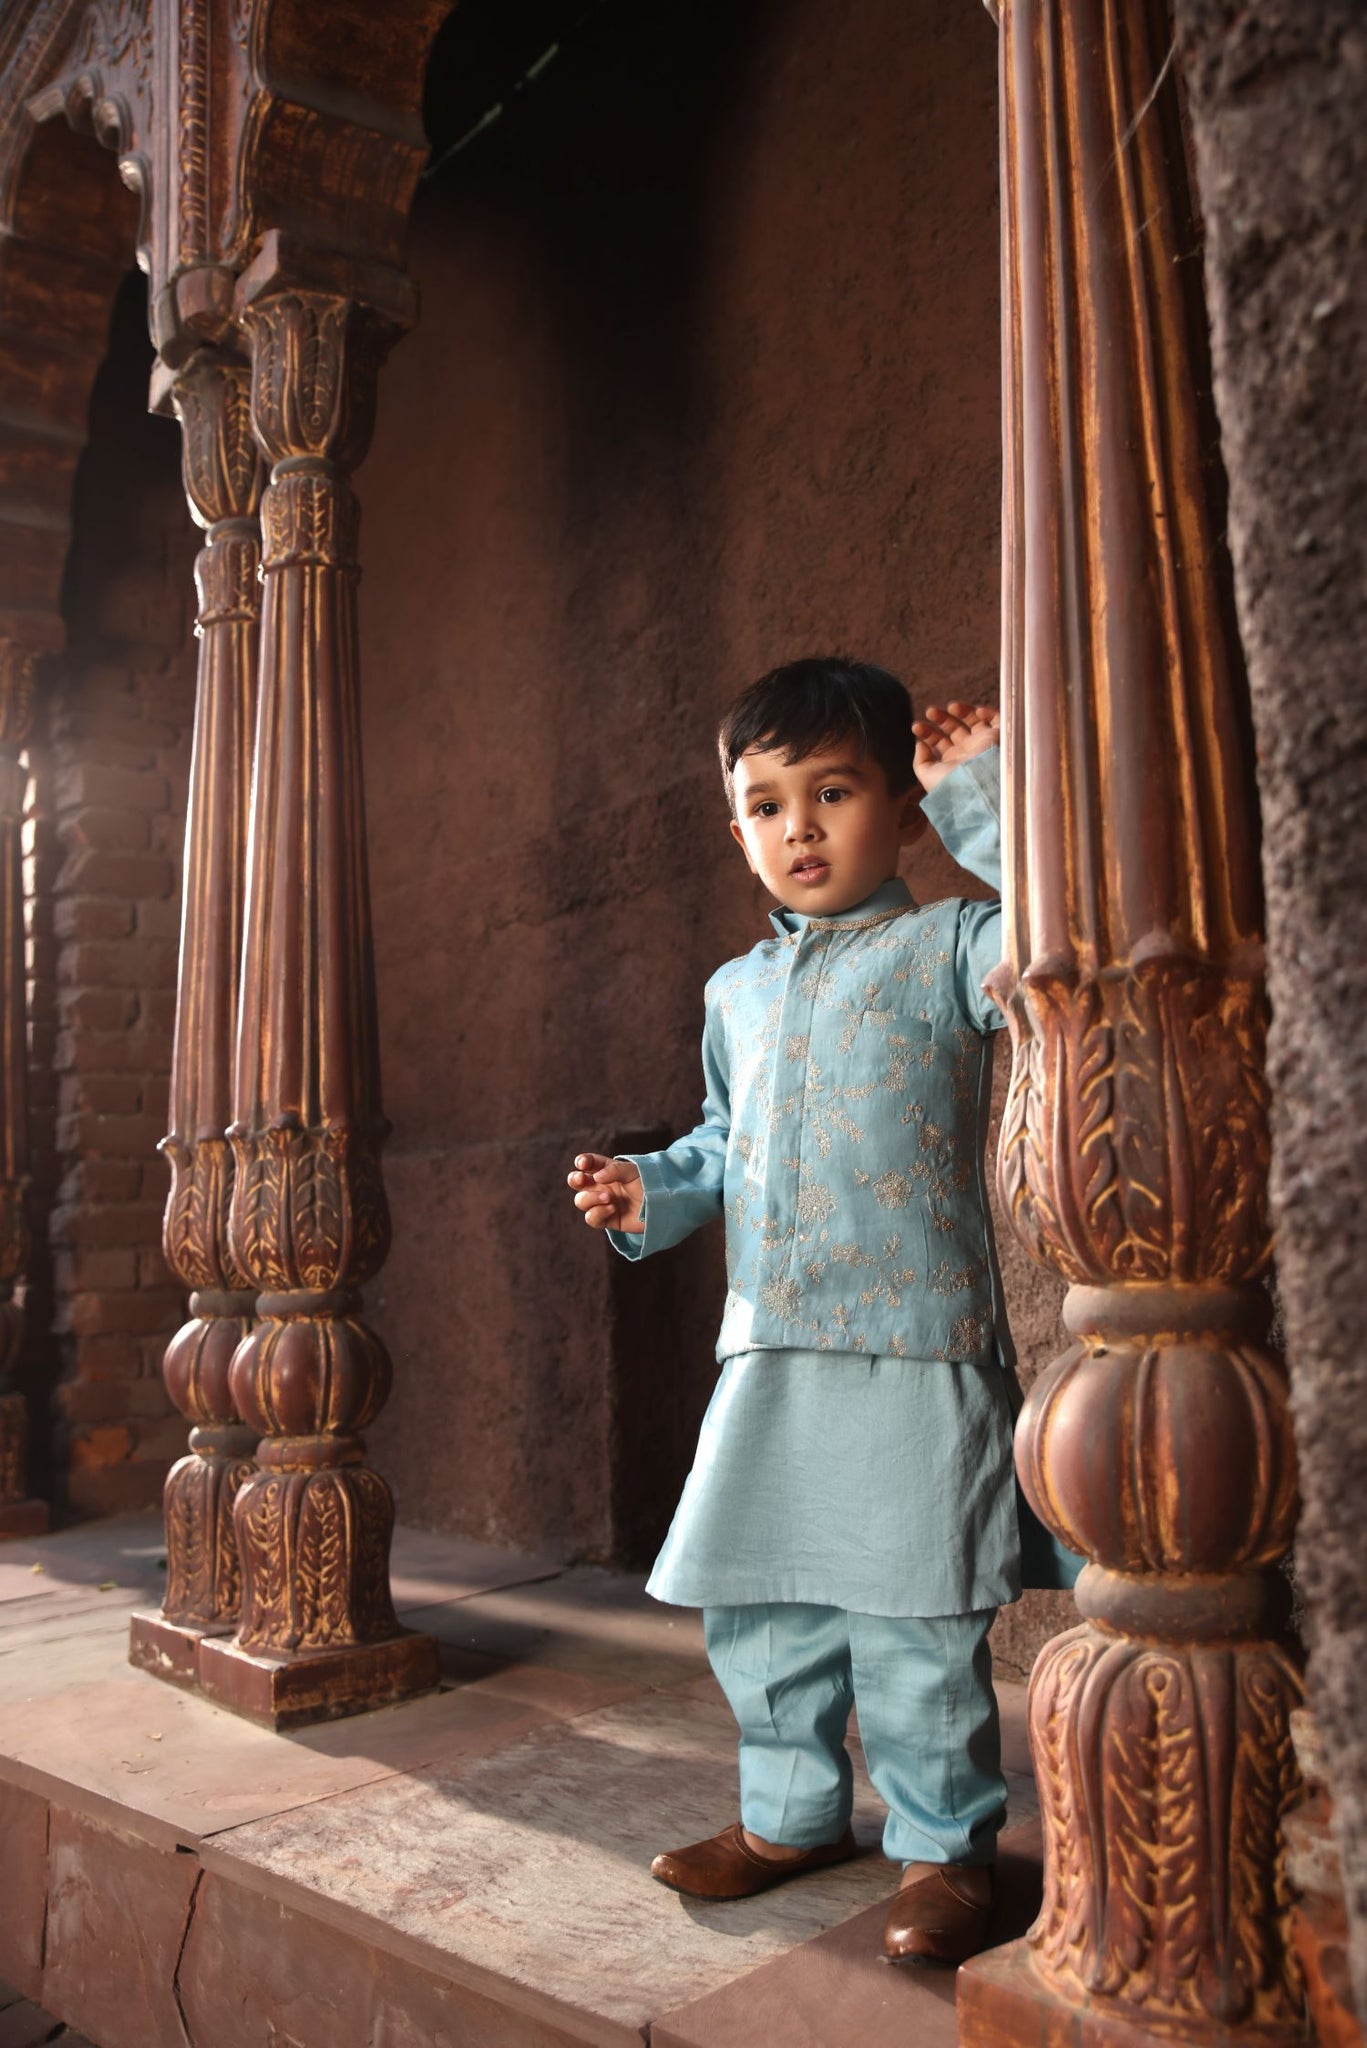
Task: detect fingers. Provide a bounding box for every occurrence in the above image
[567,1152,644,1232]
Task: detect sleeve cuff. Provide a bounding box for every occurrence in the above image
[606,1151,668,1261]
[921,748,1001,891]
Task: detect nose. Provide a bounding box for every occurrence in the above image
[785,800,819,843]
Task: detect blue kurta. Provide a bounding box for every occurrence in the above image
[610,753,1079,1612]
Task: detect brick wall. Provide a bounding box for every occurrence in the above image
[25,270,196,1517]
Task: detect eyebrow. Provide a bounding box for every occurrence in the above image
[741,760,869,796]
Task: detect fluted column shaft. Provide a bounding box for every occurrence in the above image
[131,352,263,1676]
[197,290,435,1725]
[960,2,1302,2042]
[0,640,43,1539]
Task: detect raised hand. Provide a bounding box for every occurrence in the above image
[912,701,1000,794]
[567,1152,645,1233]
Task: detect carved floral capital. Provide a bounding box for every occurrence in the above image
[171,349,263,530]
[244,291,385,474]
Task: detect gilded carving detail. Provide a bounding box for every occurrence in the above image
[193,532,259,627]
[245,291,381,473]
[1029,1626,1303,2028]
[142,347,262,1646]
[997,962,1270,1289]
[172,351,262,531]
[963,0,1304,2035]
[234,1464,398,1652]
[162,1133,247,1294]
[228,1123,391,1296]
[163,1443,255,1626]
[260,470,359,572]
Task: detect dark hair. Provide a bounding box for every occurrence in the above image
[718,656,916,811]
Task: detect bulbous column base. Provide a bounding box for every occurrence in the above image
[197,1625,440,1731]
[129,1416,258,1689]
[131,1297,258,1684]
[961,1619,1305,2048]
[958,1941,1307,2048]
[194,1440,438,1728]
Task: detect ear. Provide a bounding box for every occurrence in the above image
[729,816,759,874]
[898,795,930,849]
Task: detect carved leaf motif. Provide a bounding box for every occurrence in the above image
[1098,1658,1161,1994]
[163,1138,230,1290]
[1001,965,1271,1289]
[1029,1630,1302,2028]
[236,1471,292,1648]
[1150,1659,1204,2003]
[74,0,153,90]
[163,1453,210,1623]
[1072,983,1122,1269]
[289,1131,346,1291]
[1029,1627,1099,1968]
[230,1129,291,1290]
[353,1466,398,1639]
[1224,1656,1302,2016]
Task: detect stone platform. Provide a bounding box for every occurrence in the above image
[0,1513,1045,2048]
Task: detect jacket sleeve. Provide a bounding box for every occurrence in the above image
[607,982,731,1260]
[920,745,1002,893]
[921,749,1006,1036]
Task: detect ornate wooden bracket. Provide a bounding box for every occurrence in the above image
[958,3,1303,2043]
[128,347,262,1680]
[0,638,46,1539]
[194,283,437,1726]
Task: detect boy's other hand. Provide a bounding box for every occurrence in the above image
[912,701,1000,794]
[568,1153,645,1233]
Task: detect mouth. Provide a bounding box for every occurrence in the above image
[789,857,831,885]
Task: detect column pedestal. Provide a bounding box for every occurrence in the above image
[198,1629,439,1731]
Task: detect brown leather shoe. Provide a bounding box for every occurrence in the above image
[651,1822,857,1901]
[882,1861,994,1965]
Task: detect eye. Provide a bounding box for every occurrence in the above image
[752,800,781,818]
[816,786,848,804]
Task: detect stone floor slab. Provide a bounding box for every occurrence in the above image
[207,1687,904,2035]
[0,1514,1045,2048]
[2,1670,558,1838]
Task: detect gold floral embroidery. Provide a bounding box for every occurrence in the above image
[796,1178,836,1227]
[760,1275,803,1320]
[710,888,1000,1363]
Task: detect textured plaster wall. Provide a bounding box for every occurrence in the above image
[358,0,1073,1610]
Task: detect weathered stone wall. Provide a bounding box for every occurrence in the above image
[25,270,195,1517]
[358,0,1043,1569]
[1177,0,1367,2016]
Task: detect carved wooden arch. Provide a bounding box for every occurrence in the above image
[0,75,138,662]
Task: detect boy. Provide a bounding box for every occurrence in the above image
[567,657,1075,1965]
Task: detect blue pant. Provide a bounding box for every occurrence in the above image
[704,1602,1005,1866]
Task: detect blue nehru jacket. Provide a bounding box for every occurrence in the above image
[611,750,1009,1367]
[608,750,1082,1614]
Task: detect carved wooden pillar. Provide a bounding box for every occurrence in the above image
[196,289,438,1727]
[129,351,262,1682]
[0,640,45,1540]
[958,4,1303,2044]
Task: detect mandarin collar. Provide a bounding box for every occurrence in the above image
[768,875,915,937]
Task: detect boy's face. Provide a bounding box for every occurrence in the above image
[728,740,924,915]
